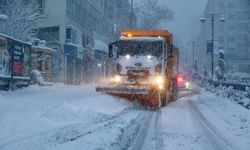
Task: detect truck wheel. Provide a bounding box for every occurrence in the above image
[169,80,178,101]
[160,89,167,106]
[149,88,160,109]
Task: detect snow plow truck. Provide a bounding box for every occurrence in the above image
[96,29,179,108]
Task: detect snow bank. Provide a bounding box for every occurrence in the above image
[160,90,250,150]
[198,80,250,109]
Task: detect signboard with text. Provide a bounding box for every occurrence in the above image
[11,40,31,77]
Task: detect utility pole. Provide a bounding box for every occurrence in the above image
[211,14,215,80]
[130,0,134,29]
[191,41,195,66]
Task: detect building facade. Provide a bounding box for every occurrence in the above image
[34,0,124,84]
[197,0,250,74]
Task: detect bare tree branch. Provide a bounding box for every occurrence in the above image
[2,0,42,41]
[136,0,174,29]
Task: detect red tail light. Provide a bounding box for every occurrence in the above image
[177,77,183,82]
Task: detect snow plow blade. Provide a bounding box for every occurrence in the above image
[96,85,151,95]
[96,84,167,109]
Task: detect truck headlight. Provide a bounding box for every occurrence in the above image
[125,54,130,59]
[158,84,163,90]
[147,55,152,59]
[114,75,121,83]
[156,76,164,85]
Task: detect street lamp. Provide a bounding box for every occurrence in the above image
[200,13,226,80]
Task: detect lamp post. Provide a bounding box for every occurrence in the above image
[200,13,225,80]
[130,0,134,29]
[188,41,196,67]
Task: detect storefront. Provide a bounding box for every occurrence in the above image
[0,34,31,89]
[31,46,56,82]
[64,43,83,84]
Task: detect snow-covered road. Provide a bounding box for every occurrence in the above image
[0,84,249,150]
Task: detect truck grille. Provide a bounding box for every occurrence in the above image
[127,70,149,82]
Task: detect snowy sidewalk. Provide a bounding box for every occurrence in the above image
[0,84,131,148]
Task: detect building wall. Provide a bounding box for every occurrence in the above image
[34,0,129,83]
[198,0,250,74]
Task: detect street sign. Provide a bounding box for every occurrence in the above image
[213,40,219,55]
[207,41,213,54]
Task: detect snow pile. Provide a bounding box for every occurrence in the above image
[198,80,250,109]
[30,69,44,85]
[30,70,53,86]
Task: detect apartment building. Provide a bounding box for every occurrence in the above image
[34,0,123,84]
[197,0,250,74]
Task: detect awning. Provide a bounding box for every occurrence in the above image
[93,40,108,53]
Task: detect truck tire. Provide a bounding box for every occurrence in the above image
[170,81,178,101]
[149,88,160,109]
[160,89,167,106]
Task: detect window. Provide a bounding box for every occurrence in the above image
[228,25,235,31]
[219,25,224,33]
[37,26,60,42]
[237,34,248,43]
[218,36,224,43]
[66,0,74,17]
[238,12,250,20]
[238,43,248,59]
[228,3,235,9]
[219,2,224,9]
[65,26,82,45]
[237,23,248,32]
[228,36,235,42]
[66,28,71,40]
[228,14,234,20]
[38,0,44,14]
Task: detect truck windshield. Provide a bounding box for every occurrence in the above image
[118,40,163,57]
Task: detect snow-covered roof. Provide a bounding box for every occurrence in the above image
[32,46,56,52]
[120,37,165,42]
[0,35,6,41]
[65,42,83,48]
[0,33,31,45]
[93,40,108,53]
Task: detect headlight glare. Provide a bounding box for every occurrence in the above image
[125,54,130,59]
[158,84,163,90]
[155,76,164,85]
[185,82,190,88]
[114,75,121,83]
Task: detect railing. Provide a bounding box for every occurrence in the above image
[201,78,250,91]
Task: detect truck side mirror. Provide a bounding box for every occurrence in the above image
[108,43,113,58]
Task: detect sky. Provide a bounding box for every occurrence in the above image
[135,0,208,44]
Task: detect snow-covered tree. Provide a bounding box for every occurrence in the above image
[0,0,42,41]
[246,86,250,99]
[215,49,225,80]
[136,0,174,29]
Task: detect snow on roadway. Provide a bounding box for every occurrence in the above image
[160,89,250,150]
[0,84,132,149]
[0,84,249,150]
